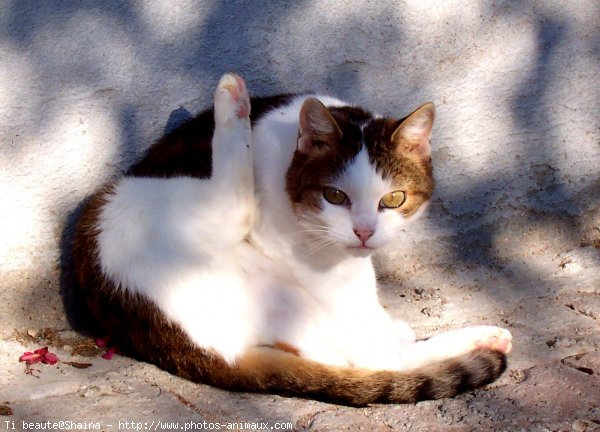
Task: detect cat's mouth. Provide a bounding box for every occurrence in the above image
[349,244,374,250]
[347,244,376,256]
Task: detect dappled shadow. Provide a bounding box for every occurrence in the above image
[45,0,311,328]
[428,7,598,270]
[414,7,600,387]
[6,1,409,336]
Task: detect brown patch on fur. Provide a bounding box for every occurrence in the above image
[190,343,506,406]
[269,341,301,356]
[363,115,434,218]
[286,102,368,212]
[286,100,434,219]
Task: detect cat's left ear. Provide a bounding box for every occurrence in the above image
[391,102,435,160]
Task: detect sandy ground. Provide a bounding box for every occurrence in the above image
[1,1,599,431]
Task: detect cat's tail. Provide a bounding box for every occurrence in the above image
[178,345,506,406]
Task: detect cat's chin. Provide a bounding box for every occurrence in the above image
[346,245,377,257]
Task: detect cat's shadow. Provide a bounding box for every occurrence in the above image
[164,107,193,135]
[59,199,92,333]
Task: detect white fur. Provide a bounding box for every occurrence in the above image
[97,79,511,370]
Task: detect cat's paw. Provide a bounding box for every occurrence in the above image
[445,325,512,355]
[472,326,512,354]
[214,73,250,127]
[425,325,513,363]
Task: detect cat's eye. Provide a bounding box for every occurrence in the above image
[323,187,349,205]
[380,190,406,209]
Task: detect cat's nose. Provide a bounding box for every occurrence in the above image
[353,228,374,243]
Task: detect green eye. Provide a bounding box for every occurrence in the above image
[323,187,349,205]
[380,190,406,209]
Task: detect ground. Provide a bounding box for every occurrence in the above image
[2,212,599,431]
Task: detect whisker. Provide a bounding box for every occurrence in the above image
[303,242,336,257]
[301,225,330,232]
[303,237,333,250]
[302,238,336,257]
[297,219,330,230]
[291,219,350,257]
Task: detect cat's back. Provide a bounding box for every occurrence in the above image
[253,93,349,147]
[129,94,296,179]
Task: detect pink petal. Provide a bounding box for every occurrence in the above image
[101,347,116,360]
[25,356,42,365]
[20,347,60,365]
[19,352,42,364]
[43,352,59,365]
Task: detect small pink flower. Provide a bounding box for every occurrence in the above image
[101,346,116,360]
[95,337,109,348]
[19,347,60,365]
[19,352,42,364]
[43,352,59,365]
[96,337,118,360]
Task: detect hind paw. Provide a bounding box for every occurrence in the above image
[214,73,250,126]
[426,325,513,363]
[473,327,512,354]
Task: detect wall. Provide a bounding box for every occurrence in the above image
[0,0,598,335]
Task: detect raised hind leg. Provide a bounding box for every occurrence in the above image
[203,73,255,241]
[211,73,253,191]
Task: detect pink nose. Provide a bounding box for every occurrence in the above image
[353,228,374,243]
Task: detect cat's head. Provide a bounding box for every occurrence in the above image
[286,97,434,257]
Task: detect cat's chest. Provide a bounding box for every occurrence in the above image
[238,238,374,313]
[236,240,379,364]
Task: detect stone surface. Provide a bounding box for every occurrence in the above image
[1,1,599,431]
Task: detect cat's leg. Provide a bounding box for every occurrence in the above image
[211,73,253,190]
[346,324,511,372]
[423,325,512,356]
[166,75,256,359]
[310,290,510,371]
[391,325,512,371]
[200,73,255,242]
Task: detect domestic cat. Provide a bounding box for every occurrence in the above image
[72,73,512,406]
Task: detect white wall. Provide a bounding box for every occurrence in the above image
[0,0,598,334]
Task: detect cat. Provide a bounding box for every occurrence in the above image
[72,73,512,406]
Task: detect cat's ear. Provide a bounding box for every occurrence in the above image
[391,102,435,160]
[297,98,342,153]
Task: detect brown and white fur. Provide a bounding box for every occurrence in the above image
[72,73,512,406]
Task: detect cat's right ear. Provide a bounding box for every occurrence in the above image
[297,98,342,153]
